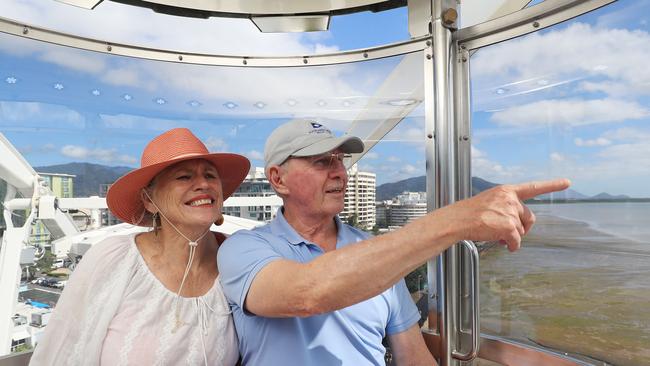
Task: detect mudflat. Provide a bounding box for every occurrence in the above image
[480,214,650,366]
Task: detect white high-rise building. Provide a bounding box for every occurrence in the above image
[340,164,376,230]
[376,191,427,229]
[223,167,282,222]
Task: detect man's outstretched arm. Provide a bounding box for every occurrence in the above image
[233,179,571,317]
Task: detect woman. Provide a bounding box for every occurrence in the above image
[30,128,250,365]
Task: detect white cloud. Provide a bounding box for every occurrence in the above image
[574,137,611,147]
[550,152,565,162]
[363,152,379,159]
[490,99,648,127]
[471,21,650,114]
[246,150,264,160]
[60,145,136,164]
[205,137,228,152]
[471,146,525,183]
[0,101,85,128]
[602,127,650,141]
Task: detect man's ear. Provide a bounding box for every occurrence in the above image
[268,165,289,196]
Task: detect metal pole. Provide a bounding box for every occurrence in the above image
[426,0,461,365]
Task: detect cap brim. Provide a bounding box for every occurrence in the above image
[292,136,364,157]
[106,153,250,226]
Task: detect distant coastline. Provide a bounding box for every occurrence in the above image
[527,198,650,204]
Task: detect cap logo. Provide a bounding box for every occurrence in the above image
[308,121,331,135]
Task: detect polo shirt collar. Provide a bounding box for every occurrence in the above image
[270,207,344,246]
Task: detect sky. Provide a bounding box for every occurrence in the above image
[0,0,649,197]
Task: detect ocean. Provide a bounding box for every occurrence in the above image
[529,201,650,244]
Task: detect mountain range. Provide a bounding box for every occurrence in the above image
[376,176,630,201]
[31,162,630,202]
[35,163,131,197]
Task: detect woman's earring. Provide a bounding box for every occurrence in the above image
[215,215,224,226]
[152,212,160,235]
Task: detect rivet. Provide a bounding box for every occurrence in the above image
[303,58,308,64]
[460,44,466,50]
[107,45,112,52]
[22,27,28,35]
[461,56,468,62]
[427,133,433,139]
[461,135,469,141]
[178,55,183,61]
[533,21,540,28]
[426,40,431,47]
[243,59,248,65]
[363,52,368,58]
[426,54,432,60]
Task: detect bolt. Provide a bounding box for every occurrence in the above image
[426,40,431,47]
[460,44,467,50]
[427,133,433,139]
[533,21,540,28]
[107,45,112,52]
[461,56,468,62]
[426,54,432,60]
[442,8,458,26]
[22,27,28,35]
[243,59,248,65]
[178,55,183,61]
[461,135,469,141]
[303,58,308,64]
[363,52,368,58]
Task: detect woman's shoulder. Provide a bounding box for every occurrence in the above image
[77,231,140,267]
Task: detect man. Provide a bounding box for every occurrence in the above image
[218,119,570,365]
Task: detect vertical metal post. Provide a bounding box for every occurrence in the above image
[425,0,463,365]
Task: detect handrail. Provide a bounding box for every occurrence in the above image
[451,240,479,361]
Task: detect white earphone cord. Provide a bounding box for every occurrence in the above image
[143,190,213,365]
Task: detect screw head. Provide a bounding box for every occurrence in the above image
[178,55,183,61]
[107,45,112,51]
[303,58,308,64]
[22,27,28,35]
[243,59,248,65]
[533,21,540,28]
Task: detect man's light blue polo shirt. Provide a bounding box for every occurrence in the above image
[218,209,420,366]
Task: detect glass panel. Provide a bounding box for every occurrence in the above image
[0,0,409,54]
[0,29,424,355]
[471,1,650,365]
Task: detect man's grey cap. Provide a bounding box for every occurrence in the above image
[265,119,365,168]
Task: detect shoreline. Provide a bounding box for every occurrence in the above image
[479,213,650,366]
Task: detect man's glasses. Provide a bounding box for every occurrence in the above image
[303,152,352,171]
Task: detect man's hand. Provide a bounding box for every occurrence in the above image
[442,178,571,252]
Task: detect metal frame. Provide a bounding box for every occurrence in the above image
[455,0,616,50]
[436,0,618,365]
[0,16,428,67]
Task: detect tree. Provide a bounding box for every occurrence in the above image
[345,214,359,228]
[405,264,427,293]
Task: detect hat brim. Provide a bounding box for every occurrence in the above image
[106,153,250,226]
[292,136,364,157]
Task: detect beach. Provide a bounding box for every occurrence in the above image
[479,213,650,366]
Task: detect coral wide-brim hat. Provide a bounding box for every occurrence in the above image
[106,128,250,226]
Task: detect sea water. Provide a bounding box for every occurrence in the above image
[530,201,650,244]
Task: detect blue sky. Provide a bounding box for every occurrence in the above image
[1,0,649,197]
